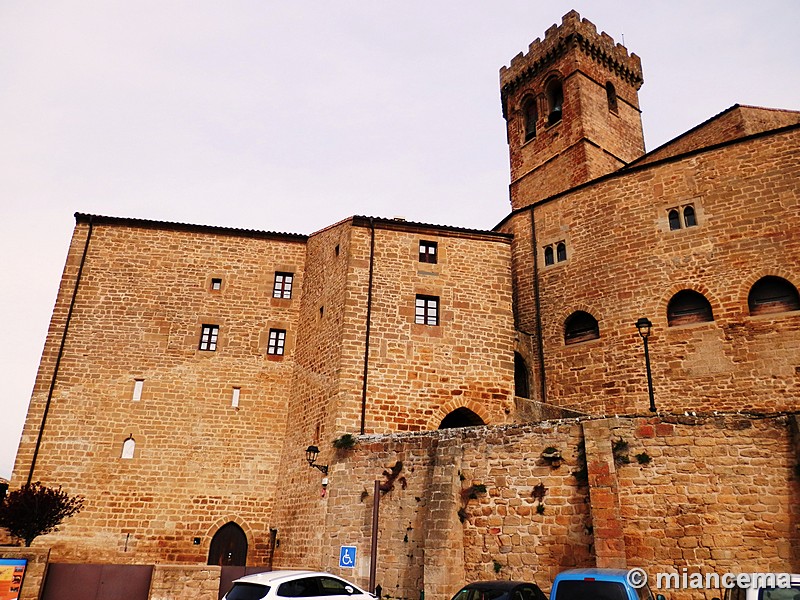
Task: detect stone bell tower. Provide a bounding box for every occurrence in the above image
[500,10,646,210]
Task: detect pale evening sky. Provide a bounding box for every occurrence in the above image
[2,1,799,480]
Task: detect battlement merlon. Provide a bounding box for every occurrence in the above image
[499,10,644,95]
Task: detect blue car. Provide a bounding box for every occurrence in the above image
[551,569,664,600]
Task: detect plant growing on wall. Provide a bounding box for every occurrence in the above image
[0,482,84,546]
[493,559,502,574]
[379,461,407,493]
[458,483,487,523]
[332,433,358,451]
[572,440,588,485]
[541,446,562,468]
[612,438,630,467]
[532,482,547,515]
[635,451,652,465]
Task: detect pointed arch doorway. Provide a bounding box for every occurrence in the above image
[208,522,248,566]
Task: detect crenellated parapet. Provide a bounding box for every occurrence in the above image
[500,10,643,116]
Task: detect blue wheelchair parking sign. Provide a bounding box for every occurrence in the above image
[339,546,356,568]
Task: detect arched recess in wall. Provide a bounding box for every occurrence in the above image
[748,276,800,315]
[521,95,537,142]
[439,407,485,429]
[667,290,714,326]
[545,77,563,125]
[564,311,600,345]
[208,522,248,566]
[514,352,530,398]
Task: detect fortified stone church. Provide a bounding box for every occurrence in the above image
[5,10,800,600]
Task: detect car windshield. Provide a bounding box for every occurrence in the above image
[759,586,800,600]
[227,582,271,600]
[555,580,628,600]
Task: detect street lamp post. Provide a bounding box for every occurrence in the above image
[635,318,657,413]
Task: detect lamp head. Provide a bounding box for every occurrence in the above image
[635,317,652,339]
[305,445,320,466]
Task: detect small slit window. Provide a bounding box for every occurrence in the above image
[606,82,618,113]
[514,352,530,399]
[211,278,222,291]
[273,272,294,299]
[132,379,144,402]
[667,290,714,326]
[522,96,537,142]
[231,387,240,408]
[199,325,219,351]
[121,435,136,460]
[419,240,438,264]
[267,329,286,355]
[415,295,439,326]
[748,276,800,315]
[564,311,600,345]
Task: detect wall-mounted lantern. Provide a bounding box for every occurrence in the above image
[305,445,329,475]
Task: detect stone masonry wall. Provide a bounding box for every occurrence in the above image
[502,126,800,415]
[11,219,307,564]
[321,415,797,600]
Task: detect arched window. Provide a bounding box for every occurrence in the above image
[564,311,600,345]
[121,435,136,459]
[667,290,714,326]
[522,96,537,142]
[514,352,530,399]
[748,276,800,315]
[208,522,248,566]
[544,246,554,266]
[668,209,681,231]
[606,82,618,113]
[546,78,563,125]
[439,408,485,429]
[556,242,567,262]
[683,206,697,227]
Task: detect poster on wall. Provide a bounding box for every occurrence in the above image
[0,559,27,600]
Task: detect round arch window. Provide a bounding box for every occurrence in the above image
[667,290,714,326]
[748,276,800,315]
[564,311,599,345]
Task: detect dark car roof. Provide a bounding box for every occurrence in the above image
[463,582,538,591]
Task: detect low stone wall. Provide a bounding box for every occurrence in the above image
[149,564,221,600]
[320,414,800,600]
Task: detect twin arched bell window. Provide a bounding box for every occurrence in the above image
[520,76,564,141]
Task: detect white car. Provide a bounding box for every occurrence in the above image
[222,570,377,600]
[721,574,800,600]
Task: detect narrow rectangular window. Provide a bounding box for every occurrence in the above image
[231,387,241,408]
[268,329,286,355]
[415,295,439,326]
[132,379,144,402]
[273,272,294,299]
[419,241,438,264]
[199,324,219,351]
[211,278,222,291]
